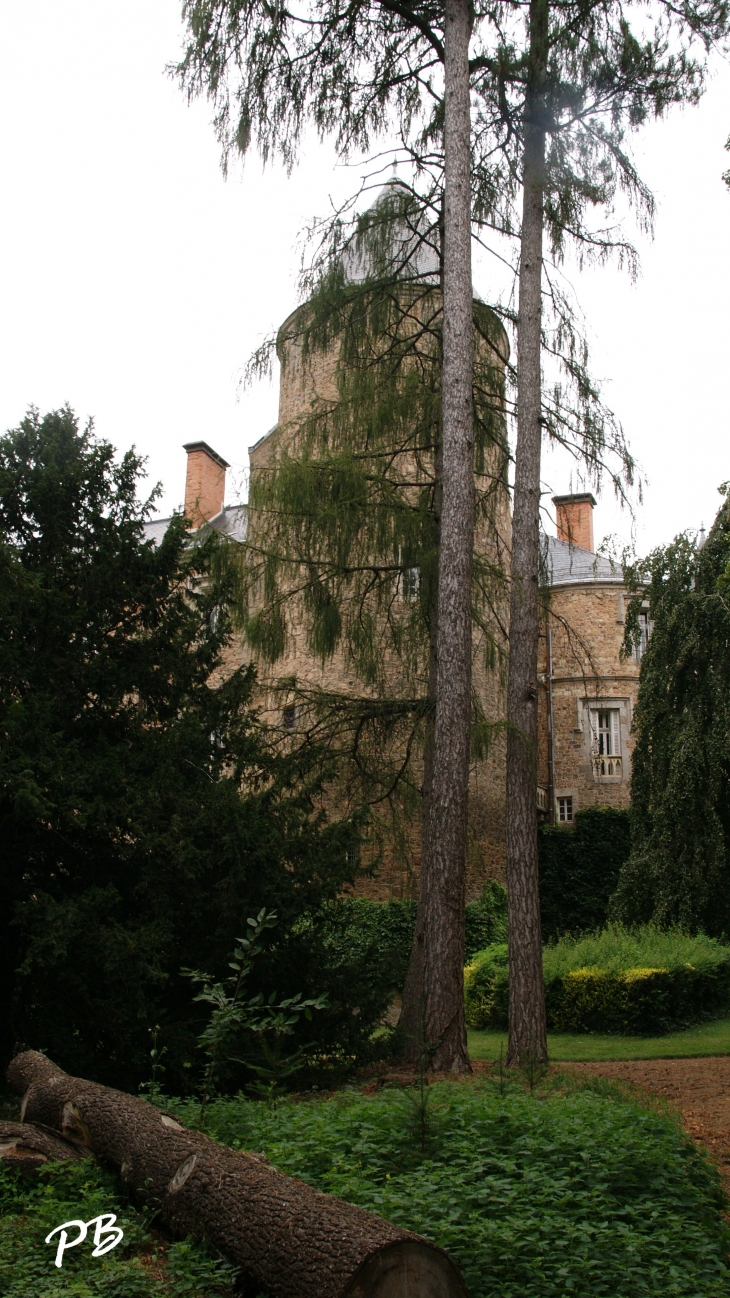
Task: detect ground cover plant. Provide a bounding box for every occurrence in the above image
[0,1158,236,1298]
[161,1075,729,1298]
[465,926,730,1034]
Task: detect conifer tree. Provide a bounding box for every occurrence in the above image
[243,185,511,1066]
[612,492,730,935]
[466,0,727,1063]
[177,0,508,1070]
[0,408,360,1086]
[175,0,726,1068]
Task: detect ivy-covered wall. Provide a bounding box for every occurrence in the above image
[539,807,631,940]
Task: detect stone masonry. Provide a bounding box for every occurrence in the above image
[537,501,644,827]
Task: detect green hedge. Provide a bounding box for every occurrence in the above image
[465,925,730,1034]
[539,807,631,940]
[285,882,508,1075]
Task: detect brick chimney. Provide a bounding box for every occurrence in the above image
[183,442,229,528]
[552,492,596,553]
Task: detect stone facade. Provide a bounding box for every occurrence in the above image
[147,328,645,902]
[244,291,512,902]
[536,508,645,827]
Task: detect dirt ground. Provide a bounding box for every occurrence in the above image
[569,1056,730,1190]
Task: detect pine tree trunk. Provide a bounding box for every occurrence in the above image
[398,441,442,1059]
[505,0,549,1068]
[6,1051,469,1298]
[0,1120,86,1173]
[398,580,439,1057]
[420,0,474,1073]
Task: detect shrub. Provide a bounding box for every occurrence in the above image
[167,1079,729,1298]
[464,881,508,958]
[539,807,631,940]
[290,882,508,1081]
[465,925,730,1034]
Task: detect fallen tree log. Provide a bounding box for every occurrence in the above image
[6,1051,469,1298]
[0,1120,86,1174]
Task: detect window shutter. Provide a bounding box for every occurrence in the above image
[611,710,621,755]
[589,712,599,754]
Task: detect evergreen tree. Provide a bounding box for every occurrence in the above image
[177,0,511,1070]
[612,491,730,935]
[243,186,511,1065]
[176,0,724,1068]
[468,0,726,1064]
[0,408,358,1088]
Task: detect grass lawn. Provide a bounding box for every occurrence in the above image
[468,1015,730,1062]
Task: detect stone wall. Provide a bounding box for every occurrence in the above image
[245,292,511,900]
[538,583,641,820]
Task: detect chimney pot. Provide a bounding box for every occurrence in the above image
[552,492,597,553]
[183,442,229,528]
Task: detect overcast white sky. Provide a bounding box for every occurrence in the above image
[1,1,728,555]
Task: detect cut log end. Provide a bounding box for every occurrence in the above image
[344,1240,470,1297]
[5,1051,470,1298]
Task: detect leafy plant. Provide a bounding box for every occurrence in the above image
[465,926,730,1034]
[165,1079,729,1298]
[614,492,730,934]
[539,809,631,941]
[139,1027,168,1103]
[0,1159,236,1297]
[184,910,326,1118]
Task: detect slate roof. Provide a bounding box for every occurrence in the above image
[142,504,248,547]
[542,534,623,587]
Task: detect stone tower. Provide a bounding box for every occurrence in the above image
[246,196,512,899]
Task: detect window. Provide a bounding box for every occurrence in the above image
[597,711,618,755]
[635,609,650,662]
[591,708,622,777]
[345,841,360,865]
[400,566,420,601]
[282,705,296,730]
[557,796,573,823]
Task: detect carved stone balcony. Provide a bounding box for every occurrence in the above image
[593,755,623,779]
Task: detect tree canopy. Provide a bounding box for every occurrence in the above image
[0,408,359,1089]
[612,489,730,935]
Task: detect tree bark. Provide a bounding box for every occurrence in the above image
[505,0,549,1068]
[398,442,442,1059]
[0,1120,86,1174]
[418,0,474,1075]
[6,1051,468,1298]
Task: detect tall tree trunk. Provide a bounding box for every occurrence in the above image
[398,452,441,1059]
[505,0,549,1068]
[420,0,474,1073]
